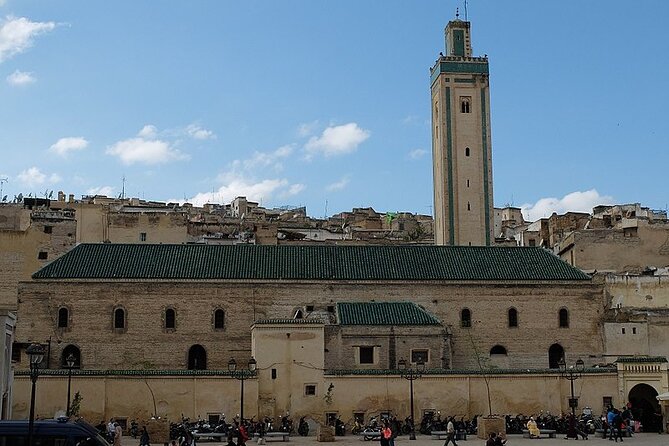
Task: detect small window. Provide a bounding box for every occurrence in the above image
[38,251,48,260]
[622,327,626,334]
[214,309,225,329]
[58,307,69,328]
[461,308,471,328]
[460,97,471,113]
[305,384,317,396]
[140,232,147,242]
[359,346,374,364]
[559,308,569,328]
[466,179,470,187]
[465,147,470,157]
[306,305,314,312]
[411,350,428,364]
[467,202,471,211]
[508,308,518,328]
[114,308,125,330]
[11,343,21,363]
[44,225,53,234]
[208,414,221,425]
[490,345,507,355]
[165,308,176,329]
[603,396,613,410]
[632,327,637,334]
[271,368,277,379]
[327,305,335,313]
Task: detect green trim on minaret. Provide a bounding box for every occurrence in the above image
[481,89,491,246]
[445,87,455,245]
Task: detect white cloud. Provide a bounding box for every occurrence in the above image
[16,166,60,188]
[305,122,370,158]
[326,176,350,192]
[408,148,427,160]
[187,176,289,207]
[285,183,305,196]
[106,126,189,165]
[49,136,88,156]
[186,124,215,140]
[243,145,294,171]
[0,16,56,63]
[137,124,157,139]
[6,69,34,85]
[521,189,614,222]
[297,121,319,137]
[86,186,114,196]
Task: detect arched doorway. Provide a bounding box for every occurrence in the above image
[628,383,661,432]
[548,343,564,369]
[188,345,207,370]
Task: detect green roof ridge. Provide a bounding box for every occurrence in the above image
[337,302,441,326]
[33,244,590,282]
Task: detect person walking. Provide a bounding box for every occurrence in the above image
[380,421,392,446]
[443,417,458,446]
[139,426,150,446]
[113,422,122,446]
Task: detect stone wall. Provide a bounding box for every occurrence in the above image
[16,279,605,371]
[11,371,617,424]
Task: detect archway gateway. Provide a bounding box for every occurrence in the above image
[628,383,661,433]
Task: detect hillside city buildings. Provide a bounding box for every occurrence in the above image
[1,15,668,435]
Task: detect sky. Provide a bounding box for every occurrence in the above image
[1,1,668,221]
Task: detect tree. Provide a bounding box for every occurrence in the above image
[69,392,82,417]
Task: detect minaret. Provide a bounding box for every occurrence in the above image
[430,14,494,246]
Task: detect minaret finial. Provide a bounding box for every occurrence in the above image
[456,7,460,19]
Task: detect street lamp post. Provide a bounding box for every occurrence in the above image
[228,357,257,423]
[558,358,585,439]
[26,343,46,446]
[64,353,76,417]
[398,358,425,440]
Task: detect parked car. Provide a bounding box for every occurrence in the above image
[0,417,111,445]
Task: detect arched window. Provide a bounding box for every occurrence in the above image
[460,97,471,113]
[508,308,518,328]
[465,147,470,157]
[165,308,176,329]
[188,345,207,370]
[114,308,125,330]
[559,308,569,328]
[61,344,81,369]
[490,345,507,356]
[58,307,69,328]
[548,343,565,369]
[214,309,225,330]
[461,308,471,328]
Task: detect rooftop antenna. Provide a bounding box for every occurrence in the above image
[464,0,468,21]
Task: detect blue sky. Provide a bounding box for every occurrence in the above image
[1,1,667,221]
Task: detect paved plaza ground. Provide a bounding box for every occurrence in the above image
[122,433,668,446]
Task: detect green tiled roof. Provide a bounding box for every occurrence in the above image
[615,356,668,363]
[33,243,591,281]
[15,369,251,377]
[338,302,440,326]
[325,367,616,376]
[254,319,324,325]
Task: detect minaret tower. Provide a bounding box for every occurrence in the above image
[430,14,494,246]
